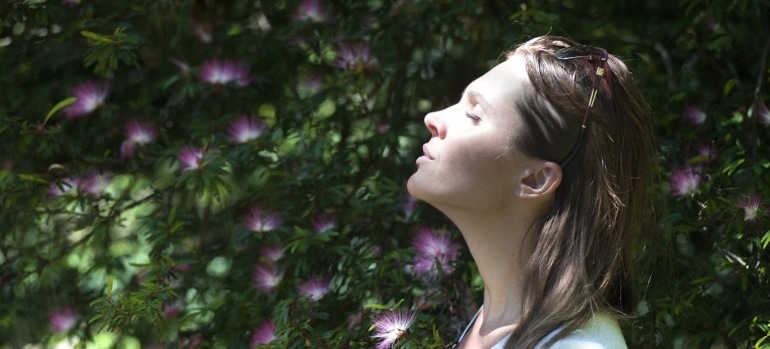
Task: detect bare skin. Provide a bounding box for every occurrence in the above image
[408,55,562,349]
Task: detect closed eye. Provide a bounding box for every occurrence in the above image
[465,111,481,122]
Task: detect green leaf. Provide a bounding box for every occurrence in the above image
[81,30,119,44]
[723,78,737,96]
[18,173,48,184]
[44,97,77,124]
[364,303,394,310]
[107,276,113,298]
[761,230,770,249]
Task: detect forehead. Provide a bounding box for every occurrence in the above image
[465,55,529,114]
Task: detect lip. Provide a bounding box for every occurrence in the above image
[422,144,434,160]
[416,144,433,164]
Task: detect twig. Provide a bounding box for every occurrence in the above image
[654,42,675,91]
[753,36,770,100]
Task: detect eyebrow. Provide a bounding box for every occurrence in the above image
[464,89,493,111]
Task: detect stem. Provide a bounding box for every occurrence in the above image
[654,42,675,91]
[753,36,770,100]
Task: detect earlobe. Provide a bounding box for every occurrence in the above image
[517,162,562,198]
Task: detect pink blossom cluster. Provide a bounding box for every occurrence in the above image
[296,276,330,301]
[670,164,702,197]
[48,169,112,197]
[177,145,206,172]
[164,300,182,319]
[227,115,266,143]
[291,0,332,23]
[63,81,109,119]
[121,119,157,158]
[371,309,417,349]
[311,213,336,233]
[682,105,706,125]
[409,227,460,279]
[250,320,277,346]
[297,70,323,96]
[695,143,718,160]
[253,245,284,293]
[738,194,764,222]
[49,307,78,332]
[252,263,283,293]
[402,194,417,217]
[753,100,770,125]
[244,205,282,233]
[199,58,251,87]
[335,42,378,72]
[260,245,284,262]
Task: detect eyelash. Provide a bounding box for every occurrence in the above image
[465,111,481,122]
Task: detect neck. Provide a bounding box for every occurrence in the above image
[437,202,539,334]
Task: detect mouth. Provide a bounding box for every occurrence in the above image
[422,144,434,160]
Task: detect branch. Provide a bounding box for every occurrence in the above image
[754,36,770,100]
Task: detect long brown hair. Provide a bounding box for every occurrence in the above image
[503,36,656,348]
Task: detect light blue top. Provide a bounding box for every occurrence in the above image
[456,308,628,349]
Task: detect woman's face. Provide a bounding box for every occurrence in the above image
[407,55,534,211]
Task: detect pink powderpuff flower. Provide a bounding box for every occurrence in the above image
[250,320,277,346]
[402,194,417,217]
[335,42,378,72]
[297,70,323,95]
[311,213,336,233]
[180,334,202,349]
[371,309,417,349]
[297,277,330,301]
[347,309,364,329]
[82,169,111,197]
[64,81,109,119]
[292,0,332,23]
[49,307,78,332]
[670,165,702,197]
[170,58,191,75]
[199,58,251,87]
[260,245,284,262]
[227,115,266,143]
[48,177,80,197]
[121,119,157,158]
[244,206,282,232]
[178,145,205,172]
[682,105,706,125]
[192,21,212,43]
[696,143,718,160]
[377,124,390,134]
[738,194,762,222]
[411,228,460,277]
[753,100,770,125]
[164,300,182,319]
[252,263,283,292]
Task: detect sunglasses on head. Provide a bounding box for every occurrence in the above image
[552,45,608,167]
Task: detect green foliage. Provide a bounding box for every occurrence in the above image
[1,0,769,348]
[81,27,142,78]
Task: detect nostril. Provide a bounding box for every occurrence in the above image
[424,112,440,138]
[427,123,439,137]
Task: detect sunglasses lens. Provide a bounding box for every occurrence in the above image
[554,46,607,60]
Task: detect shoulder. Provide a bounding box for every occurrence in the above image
[545,313,628,349]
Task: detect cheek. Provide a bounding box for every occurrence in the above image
[445,143,518,190]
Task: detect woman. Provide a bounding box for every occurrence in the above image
[407,36,655,348]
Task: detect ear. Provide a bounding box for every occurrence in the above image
[516,161,562,199]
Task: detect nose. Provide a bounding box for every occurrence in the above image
[424,111,446,139]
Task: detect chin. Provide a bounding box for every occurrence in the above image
[406,174,421,198]
[406,174,432,202]
[406,175,445,209]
